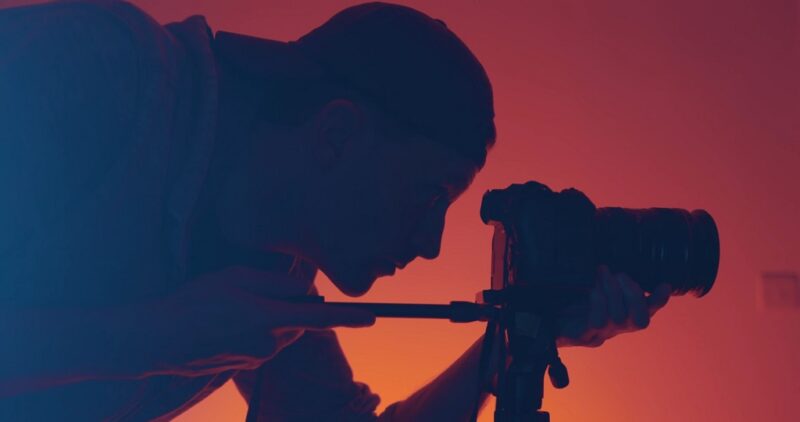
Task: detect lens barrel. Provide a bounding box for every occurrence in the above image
[595,208,719,297]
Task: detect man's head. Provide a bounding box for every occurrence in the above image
[212,2,495,296]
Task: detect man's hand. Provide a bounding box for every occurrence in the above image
[140,266,376,377]
[556,265,671,348]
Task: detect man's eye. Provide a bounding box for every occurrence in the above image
[429,187,448,207]
[416,185,444,206]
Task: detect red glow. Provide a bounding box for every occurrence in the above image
[33,1,796,420]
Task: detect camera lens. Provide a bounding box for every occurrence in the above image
[594,208,719,297]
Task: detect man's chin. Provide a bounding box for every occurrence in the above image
[329,270,379,298]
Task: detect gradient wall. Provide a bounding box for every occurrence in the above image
[8,0,798,420]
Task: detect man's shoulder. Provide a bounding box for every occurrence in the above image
[0,1,210,297]
[0,1,177,83]
[0,0,163,34]
[0,0,178,214]
[0,0,176,117]
[0,0,160,41]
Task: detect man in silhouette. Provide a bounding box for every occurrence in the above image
[0,1,670,420]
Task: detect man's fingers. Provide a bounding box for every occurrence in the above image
[647,283,671,316]
[588,273,608,329]
[269,301,377,330]
[618,274,649,329]
[558,316,588,340]
[602,268,627,325]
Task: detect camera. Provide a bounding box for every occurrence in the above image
[479,181,719,313]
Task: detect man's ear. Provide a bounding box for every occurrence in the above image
[312,99,362,168]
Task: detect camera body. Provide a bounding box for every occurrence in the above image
[480,181,719,311]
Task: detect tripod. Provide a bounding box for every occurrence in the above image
[477,289,570,422]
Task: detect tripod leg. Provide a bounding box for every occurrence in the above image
[493,312,557,422]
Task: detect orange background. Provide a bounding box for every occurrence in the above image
[10,0,798,420]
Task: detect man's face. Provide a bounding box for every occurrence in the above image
[304,111,479,297]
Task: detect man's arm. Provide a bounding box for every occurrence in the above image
[0,267,375,397]
[233,318,490,422]
[376,334,491,422]
[235,328,382,421]
[0,305,156,396]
